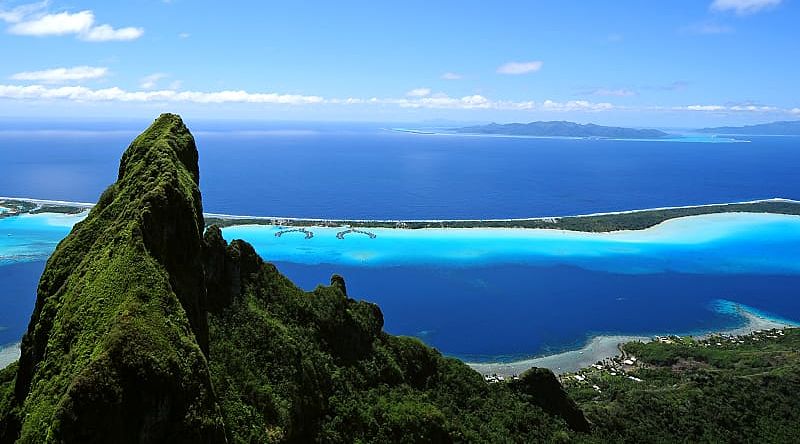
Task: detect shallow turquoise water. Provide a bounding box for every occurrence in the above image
[0,213,84,265]
[2,211,800,361]
[221,213,800,275]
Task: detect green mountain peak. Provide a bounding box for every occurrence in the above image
[0,114,587,443]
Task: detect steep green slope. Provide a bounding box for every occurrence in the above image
[0,114,587,443]
[568,330,800,443]
[202,228,587,442]
[0,114,225,442]
[4,113,800,443]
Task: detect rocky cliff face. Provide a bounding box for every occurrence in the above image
[1,114,224,443]
[0,114,586,443]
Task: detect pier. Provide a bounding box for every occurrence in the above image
[274,228,314,239]
[336,229,377,240]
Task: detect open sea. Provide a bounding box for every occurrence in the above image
[1,120,800,362]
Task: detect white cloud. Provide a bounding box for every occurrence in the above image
[364,95,523,110]
[140,73,168,90]
[403,94,493,109]
[710,0,781,14]
[10,66,107,83]
[496,60,543,75]
[9,10,93,35]
[686,105,727,111]
[441,72,462,80]
[81,24,143,42]
[406,88,431,97]
[0,1,47,23]
[0,82,795,117]
[729,104,777,112]
[178,32,190,39]
[0,84,529,111]
[683,104,779,112]
[0,84,324,105]
[2,3,143,41]
[365,96,610,112]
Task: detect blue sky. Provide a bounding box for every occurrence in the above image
[0,0,797,126]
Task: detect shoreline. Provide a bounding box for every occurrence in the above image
[4,195,798,226]
[467,307,798,377]
[206,197,800,223]
[3,307,796,373]
[0,196,95,208]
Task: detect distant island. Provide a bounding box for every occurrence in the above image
[697,120,800,136]
[4,115,800,442]
[454,121,670,139]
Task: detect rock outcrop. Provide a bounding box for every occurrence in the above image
[0,114,586,443]
[2,114,225,443]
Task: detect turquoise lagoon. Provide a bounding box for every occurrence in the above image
[0,212,85,266]
[2,211,800,362]
[221,213,800,274]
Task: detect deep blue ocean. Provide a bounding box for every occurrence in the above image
[1,121,798,219]
[1,120,799,362]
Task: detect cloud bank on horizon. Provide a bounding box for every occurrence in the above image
[0,0,796,124]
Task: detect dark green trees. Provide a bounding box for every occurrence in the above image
[0,114,582,443]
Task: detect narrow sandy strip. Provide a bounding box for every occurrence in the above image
[468,310,797,377]
[468,336,648,377]
[206,197,799,223]
[2,312,796,372]
[0,196,95,208]
[2,196,797,224]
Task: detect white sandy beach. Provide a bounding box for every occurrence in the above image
[467,308,797,377]
[0,302,797,374]
[205,197,799,225]
[3,195,799,233]
[468,335,649,377]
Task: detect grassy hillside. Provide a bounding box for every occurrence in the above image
[0,114,586,443]
[3,113,799,443]
[567,329,800,443]
[0,114,225,442]
[202,228,588,442]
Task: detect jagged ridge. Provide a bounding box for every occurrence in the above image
[1,114,225,442]
[0,114,588,443]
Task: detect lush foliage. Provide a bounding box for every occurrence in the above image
[204,235,580,442]
[568,330,800,443]
[4,113,799,443]
[0,114,225,443]
[0,114,583,443]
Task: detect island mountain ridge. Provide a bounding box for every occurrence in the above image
[454,121,670,139]
[3,114,800,443]
[0,114,587,443]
